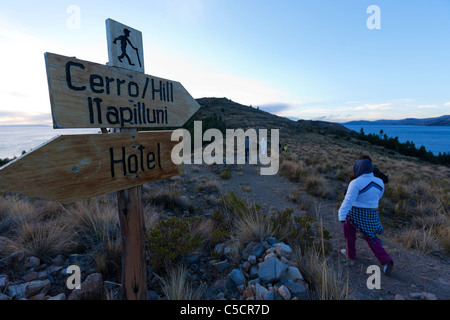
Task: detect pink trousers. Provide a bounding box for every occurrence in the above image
[342,219,393,266]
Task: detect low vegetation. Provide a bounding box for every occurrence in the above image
[1,97,449,300]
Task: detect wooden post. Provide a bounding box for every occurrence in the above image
[106,19,147,300]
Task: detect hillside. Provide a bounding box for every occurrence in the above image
[343,115,450,126]
[191,97,358,140]
[0,97,448,302]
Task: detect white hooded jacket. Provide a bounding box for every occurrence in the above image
[338,172,384,222]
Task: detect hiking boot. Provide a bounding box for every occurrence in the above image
[383,261,394,275]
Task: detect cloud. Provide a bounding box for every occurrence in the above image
[417,104,438,109]
[355,103,391,111]
[0,111,52,125]
[258,103,292,113]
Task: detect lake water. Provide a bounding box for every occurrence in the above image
[1,124,449,160]
[0,126,99,159]
[343,124,450,156]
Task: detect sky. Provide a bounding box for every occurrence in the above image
[0,0,450,125]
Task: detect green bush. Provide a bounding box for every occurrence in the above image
[271,208,332,255]
[220,167,231,179]
[147,217,201,272]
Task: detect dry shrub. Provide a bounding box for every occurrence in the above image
[12,218,76,261]
[396,228,439,254]
[303,174,333,199]
[157,264,206,300]
[196,179,220,193]
[233,204,273,245]
[65,196,119,249]
[280,160,308,182]
[293,244,348,300]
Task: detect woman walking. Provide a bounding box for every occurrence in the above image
[338,158,394,275]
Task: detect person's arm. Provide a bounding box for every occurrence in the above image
[338,180,359,222]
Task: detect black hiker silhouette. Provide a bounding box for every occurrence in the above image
[113,28,142,67]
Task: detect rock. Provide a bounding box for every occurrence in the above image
[211,260,228,273]
[0,274,8,290]
[264,253,277,260]
[258,257,287,283]
[52,255,65,266]
[0,292,10,300]
[394,294,405,300]
[255,283,268,300]
[285,280,309,300]
[249,265,259,279]
[263,289,275,300]
[284,266,303,282]
[23,256,40,270]
[241,261,251,272]
[223,246,232,258]
[213,279,227,291]
[6,283,27,299]
[185,253,200,265]
[421,292,437,300]
[242,242,264,260]
[69,273,103,300]
[408,292,422,299]
[214,243,225,257]
[68,289,83,300]
[37,270,49,280]
[275,243,293,259]
[22,271,38,282]
[243,285,255,300]
[47,293,66,300]
[35,263,48,272]
[28,293,46,300]
[0,250,25,270]
[278,285,291,300]
[147,290,160,300]
[48,265,64,274]
[265,237,278,246]
[228,268,245,286]
[26,279,51,298]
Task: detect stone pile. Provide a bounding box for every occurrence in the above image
[394,292,437,300]
[0,250,103,300]
[211,237,310,300]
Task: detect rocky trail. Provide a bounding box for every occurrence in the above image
[182,161,450,301]
[1,159,448,302]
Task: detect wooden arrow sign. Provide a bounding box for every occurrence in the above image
[45,52,200,129]
[0,131,182,203]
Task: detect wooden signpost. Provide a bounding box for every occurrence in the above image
[0,131,182,203]
[0,18,200,300]
[45,53,199,129]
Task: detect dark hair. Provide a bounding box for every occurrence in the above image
[358,155,372,161]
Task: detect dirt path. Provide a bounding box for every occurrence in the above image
[182,162,450,300]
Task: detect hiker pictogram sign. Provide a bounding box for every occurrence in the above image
[107,19,144,72]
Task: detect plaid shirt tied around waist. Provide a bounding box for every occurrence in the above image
[347,206,384,239]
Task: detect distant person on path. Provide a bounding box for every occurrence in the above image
[260,137,267,155]
[338,158,394,275]
[245,136,250,162]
